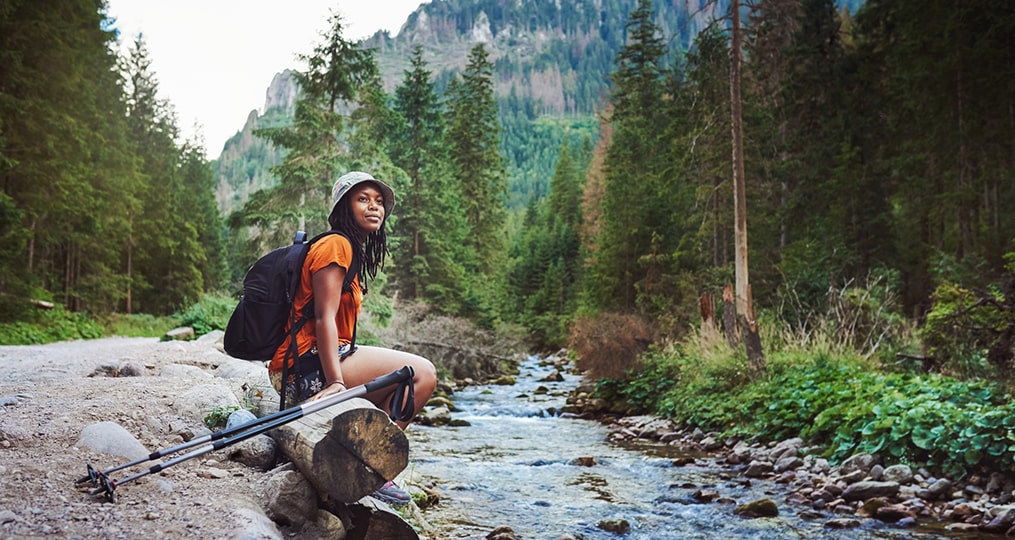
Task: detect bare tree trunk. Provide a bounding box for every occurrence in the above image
[729,0,765,374]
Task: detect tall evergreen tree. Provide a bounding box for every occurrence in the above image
[123,36,206,314]
[235,12,381,256]
[506,139,585,348]
[584,0,669,312]
[388,46,469,310]
[446,44,508,278]
[0,0,138,316]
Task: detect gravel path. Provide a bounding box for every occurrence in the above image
[0,335,276,539]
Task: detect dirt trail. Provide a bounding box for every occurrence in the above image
[0,336,274,539]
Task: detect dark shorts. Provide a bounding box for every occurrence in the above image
[272,343,356,405]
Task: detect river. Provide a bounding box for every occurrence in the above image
[408,355,991,540]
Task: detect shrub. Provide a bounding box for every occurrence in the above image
[176,294,237,337]
[569,312,657,380]
[0,305,103,345]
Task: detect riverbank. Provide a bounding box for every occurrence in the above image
[585,407,1015,536]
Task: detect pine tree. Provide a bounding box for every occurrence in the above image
[388,46,469,310]
[0,0,138,316]
[446,44,508,277]
[584,0,668,312]
[235,12,381,254]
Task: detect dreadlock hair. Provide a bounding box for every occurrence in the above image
[328,184,389,283]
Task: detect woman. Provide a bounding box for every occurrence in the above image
[268,170,437,505]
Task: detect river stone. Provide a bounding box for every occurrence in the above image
[824,518,861,529]
[734,498,779,518]
[774,455,804,473]
[923,478,954,500]
[875,503,917,523]
[768,438,803,461]
[744,460,774,478]
[597,519,630,534]
[882,464,914,484]
[839,453,879,476]
[77,421,148,460]
[842,481,900,501]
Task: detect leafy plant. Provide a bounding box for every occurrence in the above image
[204,405,243,429]
[176,294,236,337]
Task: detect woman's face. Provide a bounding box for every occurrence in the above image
[349,183,386,233]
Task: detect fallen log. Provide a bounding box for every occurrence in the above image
[271,397,408,503]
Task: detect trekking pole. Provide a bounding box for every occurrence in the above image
[78,365,415,502]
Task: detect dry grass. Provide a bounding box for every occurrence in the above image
[568,312,657,379]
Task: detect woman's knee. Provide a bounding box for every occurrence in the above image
[411,355,437,392]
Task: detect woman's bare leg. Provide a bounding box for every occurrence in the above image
[339,345,437,429]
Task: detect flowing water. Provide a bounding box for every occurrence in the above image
[408,356,988,540]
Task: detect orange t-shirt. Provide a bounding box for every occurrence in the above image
[268,234,361,372]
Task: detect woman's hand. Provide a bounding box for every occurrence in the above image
[308,380,347,402]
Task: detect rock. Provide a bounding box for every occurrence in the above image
[231,504,284,540]
[197,329,225,347]
[701,436,723,451]
[744,460,774,478]
[571,456,596,467]
[597,519,630,534]
[76,421,148,461]
[539,369,564,382]
[228,434,278,471]
[734,498,779,518]
[924,478,954,500]
[768,438,803,462]
[982,505,1015,533]
[823,518,861,529]
[874,503,917,522]
[160,364,213,379]
[164,326,195,341]
[774,456,804,473]
[198,467,230,479]
[225,408,257,429]
[172,383,241,424]
[487,526,522,539]
[881,464,913,484]
[417,405,452,426]
[255,464,319,527]
[839,453,879,476]
[811,458,830,474]
[426,396,459,411]
[842,481,900,501]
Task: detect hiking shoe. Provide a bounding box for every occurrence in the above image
[372,480,411,506]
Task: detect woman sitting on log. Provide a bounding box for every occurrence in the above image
[268,171,438,505]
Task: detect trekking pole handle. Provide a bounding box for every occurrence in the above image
[364,365,415,394]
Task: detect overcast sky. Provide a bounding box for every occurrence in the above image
[105,1,424,159]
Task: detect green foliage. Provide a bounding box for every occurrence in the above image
[203,405,253,430]
[176,294,237,337]
[922,273,1015,381]
[447,44,508,278]
[607,339,1015,478]
[100,312,178,338]
[0,305,103,345]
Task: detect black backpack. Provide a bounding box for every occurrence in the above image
[223,229,360,365]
